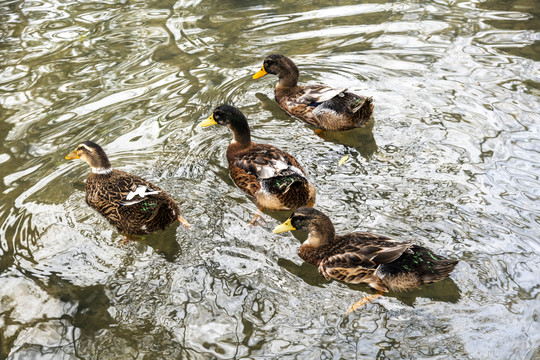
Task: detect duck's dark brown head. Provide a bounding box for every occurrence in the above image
[65,141,112,174]
[253,54,299,87]
[273,207,335,247]
[201,104,251,146]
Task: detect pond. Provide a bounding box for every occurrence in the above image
[0,0,539,358]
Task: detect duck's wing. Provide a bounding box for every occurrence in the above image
[318,233,412,282]
[294,85,347,106]
[232,144,305,179]
[86,170,169,226]
[110,173,164,206]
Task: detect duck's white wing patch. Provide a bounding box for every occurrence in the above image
[255,156,305,179]
[119,199,144,206]
[119,185,161,206]
[256,157,288,179]
[298,86,346,104]
[125,185,161,200]
[289,165,304,176]
[256,166,276,179]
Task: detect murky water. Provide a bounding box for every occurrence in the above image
[1,0,539,358]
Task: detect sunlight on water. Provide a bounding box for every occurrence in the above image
[0,0,539,358]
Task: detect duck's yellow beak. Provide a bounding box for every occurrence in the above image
[252,66,267,79]
[65,149,79,160]
[273,218,296,233]
[200,114,218,127]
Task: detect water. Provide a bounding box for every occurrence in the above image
[1,0,539,358]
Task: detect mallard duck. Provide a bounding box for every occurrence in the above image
[65,141,190,240]
[273,208,458,312]
[200,105,316,215]
[253,54,374,131]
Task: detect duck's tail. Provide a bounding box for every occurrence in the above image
[317,93,374,129]
[377,245,458,292]
[350,95,372,113]
[261,169,313,209]
[420,259,459,284]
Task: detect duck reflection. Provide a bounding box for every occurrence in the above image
[314,119,377,159]
[23,271,114,332]
[255,92,293,121]
[136,222,183,262]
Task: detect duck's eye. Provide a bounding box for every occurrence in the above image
[78,145,93,153]
[292,216,305,227]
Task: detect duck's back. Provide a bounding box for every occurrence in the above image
[227,143,315,210]
[85,170,179,235]
[276,85,374,131]
[376,245,459,292]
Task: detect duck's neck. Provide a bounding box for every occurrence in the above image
[304,226,335,248]
[88,153,112,175]
[275,73,299,103]
[299,228,335,267]
[226,121,253,163]
[91,167,112,175]
[298,216,336,266]
[228,121,252,148]
[275,58,300,89]
[276,72,298,90]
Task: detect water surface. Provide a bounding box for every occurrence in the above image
[1,0,539,358]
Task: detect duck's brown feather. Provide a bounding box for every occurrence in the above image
[227,142,315,210]
[276,85,373,131]
[299,232,457,292]
[86,170,180,235]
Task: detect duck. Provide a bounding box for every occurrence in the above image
[65,141,190,240]
[273,207,458,313]
[253,54,374,131]
[200,105,316,218]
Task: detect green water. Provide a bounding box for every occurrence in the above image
[1,0,539,358]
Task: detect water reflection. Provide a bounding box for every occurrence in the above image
[254,92,295,121]
[278,257,331,287]
[0,0,539,358]
[137,222,183,262]
[44,274,114,332]
[0,269,113,359]
[315,119,378,158]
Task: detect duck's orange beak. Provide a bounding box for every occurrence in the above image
[200,114,218,127]
[65,149,80,160]
[252,65,267,79]
[273,218,296,233]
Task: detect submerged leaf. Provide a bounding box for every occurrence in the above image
[338,154,349,167]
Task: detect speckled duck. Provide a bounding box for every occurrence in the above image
[65,141,190,240]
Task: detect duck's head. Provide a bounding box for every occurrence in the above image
[200,104,251,145]
[273,207,335,247]
[65,141,112,174]
[253,54,299,85]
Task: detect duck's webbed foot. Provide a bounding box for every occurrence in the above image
[346,290,384,314]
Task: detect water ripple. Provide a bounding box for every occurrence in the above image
[0,0,539,358]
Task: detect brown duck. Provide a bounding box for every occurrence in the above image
[200,105,316,215]
[65,141,190,240]
[253,54,374,131]
[274,207,458,312]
